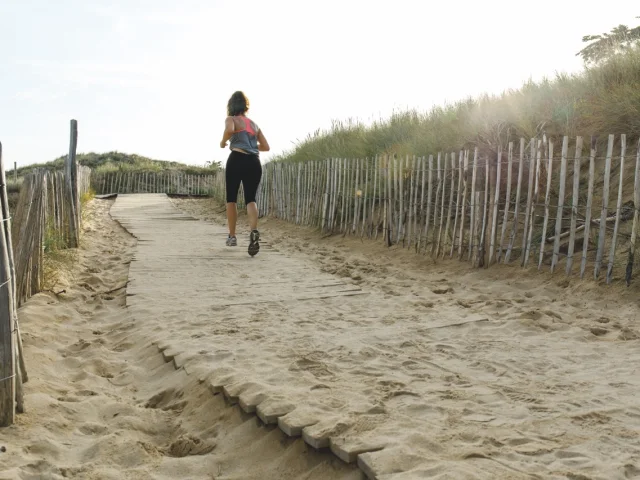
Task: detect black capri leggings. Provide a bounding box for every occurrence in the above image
[225,150,263,204]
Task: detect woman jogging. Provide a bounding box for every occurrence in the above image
[220,91,270,256]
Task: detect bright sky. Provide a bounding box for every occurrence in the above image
[1,0,637,168]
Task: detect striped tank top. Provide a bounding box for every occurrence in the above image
[229,116,259,155]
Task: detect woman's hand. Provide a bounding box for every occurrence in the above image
[220,140,227,149]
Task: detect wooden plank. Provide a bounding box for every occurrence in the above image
[580,138,598,279]
[607,134,626,284]
[468,149,479,261]
[566,137,584,275]
[524,139,542,266]
[551,137,569,273]
[594,134,614,280]
[625,139,640,286]
[538,139,554,269]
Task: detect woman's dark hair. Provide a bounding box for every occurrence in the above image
[227,91,249,116]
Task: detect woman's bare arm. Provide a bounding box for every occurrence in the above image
[257,129,270,152]
[220,117,235,148]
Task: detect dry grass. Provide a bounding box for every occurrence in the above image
[274,48,640,163]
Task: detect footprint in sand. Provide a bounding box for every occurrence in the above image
[79,423,109,436]
[164,435,217,457]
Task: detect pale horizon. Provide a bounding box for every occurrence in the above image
[1,0,637,168]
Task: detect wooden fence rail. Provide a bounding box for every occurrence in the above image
[1,120,91,426]
[204,135,640,285]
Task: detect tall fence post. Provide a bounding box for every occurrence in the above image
[66,119,80,248]
[0,141,17,426]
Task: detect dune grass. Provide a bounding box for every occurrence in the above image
[274,47,640,163]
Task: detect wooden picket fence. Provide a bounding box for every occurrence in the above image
[92,171,220,197]
[1,120,90,426]
[206,135,640,285]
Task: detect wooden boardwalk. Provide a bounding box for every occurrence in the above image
[110,194,640,480]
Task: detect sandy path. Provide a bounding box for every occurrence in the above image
[162,196,640,480]
[0,198,359,480]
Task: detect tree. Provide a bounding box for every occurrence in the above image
[577,19,640,65]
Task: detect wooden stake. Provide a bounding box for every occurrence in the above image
[434,153,445,257]
[416,156,426,250]
[594,134,614,280]
[407,156,415,247]
[505,139,525,263]
[443,153,456,257]
[0,142,17,426]
[451,151,463,258]
[423,155,434,253]
[551,137,569,272]
[625,139,640,286]
[488,148,502,265]
[412,156,420,248]
[607,134,626,284]
[521,139,536,266]
[65,120,80,248]
[524,139,542,266]
[498,143,513,262]
[320,159,332,233]
[468,149,478,261]
[580,138,598,279]
[386,156,393,245]
[566,137,584,275]
[458,150,469,259]
[473,191,482,267]
[478,154,490,267]
[372,156,379,239]
[538,139,554,269]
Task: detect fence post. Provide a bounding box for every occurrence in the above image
[66,120,80,248]
[626,139,640,286]
[0,142,16,426]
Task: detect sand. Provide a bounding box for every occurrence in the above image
[1,193,639,479]
[0,198,359,480]
[171,197,640,479]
